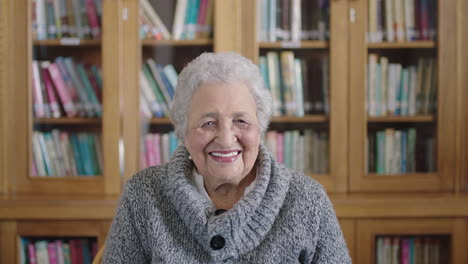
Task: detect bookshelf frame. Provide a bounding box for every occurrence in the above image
[348,0,458,192]
[355,218,467,264]
[461,0,468,192]
[339,219,356,262]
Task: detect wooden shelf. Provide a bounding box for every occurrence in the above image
[2,194,468,219]
[367,115,435,122]
[149,117,172,124]
[141,39,213,46]
[367,173,437,178]
[367,41,436,49]
[34,118,102,125]
[29,175,103,179]
[259,41,328,49]
[271,115,328,123]
[33,39,101,46]
[148,115,328,125]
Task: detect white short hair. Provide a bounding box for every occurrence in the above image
[169,52,273,141]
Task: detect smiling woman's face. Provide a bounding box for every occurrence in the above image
[184,81,260,185]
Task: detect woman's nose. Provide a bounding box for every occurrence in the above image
[214,124,237,147]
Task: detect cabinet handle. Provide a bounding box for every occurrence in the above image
[122,7,128,21]
[350,8,356,23]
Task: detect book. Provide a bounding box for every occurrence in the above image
[146,59,172,104]
[55,240,65,264]
[367,54,378,116]
[140,69,162,117]
[85,0,100,38]
[143,63,169,116]
[62,242,71,264]
[280,51,297,116]
[140,0,171,40]
[81,239,92,264]
[35,240,49,264]
[28,242,38,264]
[48,62,77,117]
[266,52,283,116]
[172,0,188,40]
[376,130,385,174]
[162,64,178,90]
[32,60,47,118]
[385,0,395,41]
[48,242,58,264]
[41,62,62,118]
[32,132,47,176]
[36,0,48,40]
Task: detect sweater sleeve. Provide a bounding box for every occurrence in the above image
[311,187,352,264]
[102,181,150,264]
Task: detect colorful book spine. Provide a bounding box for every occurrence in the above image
[172,0,188,40]
[41,62,62,118]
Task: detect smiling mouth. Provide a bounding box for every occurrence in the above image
[209,151,242,157]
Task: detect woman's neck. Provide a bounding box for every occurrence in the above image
[204,167,256,210]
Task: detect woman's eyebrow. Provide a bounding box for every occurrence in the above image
[200,112,217,119]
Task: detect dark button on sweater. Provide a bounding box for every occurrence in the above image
[214,209,227,215]
[210,235,225,250]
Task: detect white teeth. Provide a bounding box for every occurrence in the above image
[210,151,239,158]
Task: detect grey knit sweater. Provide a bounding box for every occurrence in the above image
[103,145,351,263]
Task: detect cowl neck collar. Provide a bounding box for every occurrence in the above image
[161,144,291,261]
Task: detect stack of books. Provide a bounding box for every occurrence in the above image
[32,57,102,118]
[140,0,213,40]
[20,237,98,264]
[257,0,330,42]
[32,130,103,177]
[264,129,329,174]
[367,54,437,117]
[259,51,329,116]
[140,59,178,118]
[367,0,437,43]
[32,0,102,40]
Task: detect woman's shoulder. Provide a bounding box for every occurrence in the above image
[123,164,169,195]
[284,168,329,202]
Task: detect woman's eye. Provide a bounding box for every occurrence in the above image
[235,119,248,125]
[202,121,215,128]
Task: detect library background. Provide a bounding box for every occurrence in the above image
[0,0,467,263]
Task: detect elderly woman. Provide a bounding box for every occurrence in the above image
[103,52,351,263]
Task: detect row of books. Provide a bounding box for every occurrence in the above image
[140,0,213,40]
[367,55,436,117]
[32,0,102,40]
[20,237,97,264]
[32,130,103,177]
[140,59,178,118]
[259,51,329,116]
[367,0,437,43]
[257,0,330,42]
[140,132,180,169]
[376,236,445,264]
[32,57,102,118]
[264,130,329,174]
[367,128,436,174]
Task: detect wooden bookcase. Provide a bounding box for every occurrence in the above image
[0,0,468,263]
[356,218,468,264]
[239,0,349,193]
[0,220,111,263]
[1,0,122,195]
[348,0,458,192]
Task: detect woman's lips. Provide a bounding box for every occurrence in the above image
[209,150,241,163]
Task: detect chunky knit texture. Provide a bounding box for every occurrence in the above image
[103,145,351,263]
